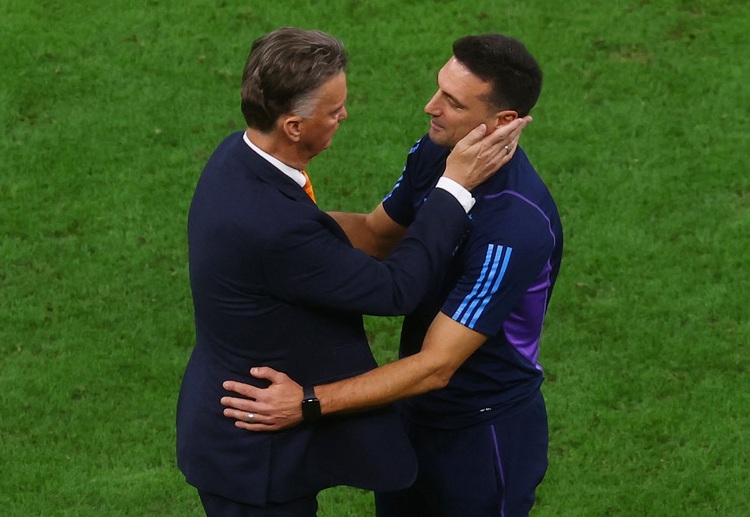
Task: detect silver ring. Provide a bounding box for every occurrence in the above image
[247,413,255,422]
[503,145,511,155]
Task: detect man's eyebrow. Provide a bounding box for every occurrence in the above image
[443,90,466,108]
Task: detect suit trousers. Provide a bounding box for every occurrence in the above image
[198,490,318,517]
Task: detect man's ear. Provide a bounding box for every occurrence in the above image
[494,110,519,128]
[281,115,304,142]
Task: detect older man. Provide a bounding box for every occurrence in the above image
[176,27,526,516]
[222,33,562,516]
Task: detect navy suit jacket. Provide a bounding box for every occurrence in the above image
[176,131,470,505]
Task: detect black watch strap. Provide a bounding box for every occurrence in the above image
[301,385,321,422]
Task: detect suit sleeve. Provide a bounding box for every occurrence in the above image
[263,189,468,316]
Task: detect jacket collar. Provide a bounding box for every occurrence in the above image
[231,131,312,203]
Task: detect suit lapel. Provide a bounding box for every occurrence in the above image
[228,131,352,245]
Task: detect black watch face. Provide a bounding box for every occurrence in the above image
[302,397,321,420]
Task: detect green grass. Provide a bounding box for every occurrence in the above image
[2,0,749,515]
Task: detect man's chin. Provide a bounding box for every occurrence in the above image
[428,129,452,148]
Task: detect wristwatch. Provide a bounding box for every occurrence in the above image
[301,385,321,422]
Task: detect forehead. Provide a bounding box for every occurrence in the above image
[314,72,347,105]
[437,57,492,104]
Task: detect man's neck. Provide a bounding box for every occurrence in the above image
[245,128,308,171]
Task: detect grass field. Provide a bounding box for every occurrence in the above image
[2,0,749,515]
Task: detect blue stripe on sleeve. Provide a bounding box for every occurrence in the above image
[452,244,513,328]
[382,174,403,202]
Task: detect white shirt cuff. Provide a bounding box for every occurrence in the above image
[435,177,476,213]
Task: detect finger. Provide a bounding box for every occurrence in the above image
[456,123,487,149]
[507,116,531,141]
[223,407,270,425]
[222,380,261,398]
[250,366,290,384]
[229,408,288,431]
[234,420,283,432]
[504,116,532,152]
[220,396,264,413]
[507,133,522,152]
[483,117,526,146]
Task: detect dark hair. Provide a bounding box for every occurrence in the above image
[240,27,348,132]
[452,34,542,117]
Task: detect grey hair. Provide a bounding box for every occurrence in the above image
[240,27,348,132]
